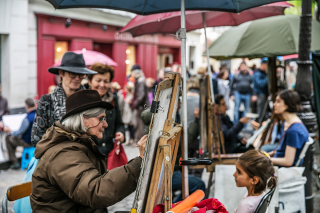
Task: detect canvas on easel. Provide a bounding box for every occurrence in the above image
[131,72,181,213]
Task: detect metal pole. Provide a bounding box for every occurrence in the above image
[180,0,189,199]
[295,0,316,211]
[202,13,215,103]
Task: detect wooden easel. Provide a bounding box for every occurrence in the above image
[131,72,182,213]
[197,75,241,198]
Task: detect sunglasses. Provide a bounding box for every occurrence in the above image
[68,72,87,79]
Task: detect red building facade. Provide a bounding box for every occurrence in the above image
[36,14,181,97]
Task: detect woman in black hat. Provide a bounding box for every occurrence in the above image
[31,51,97,146]
[31,90,147,212]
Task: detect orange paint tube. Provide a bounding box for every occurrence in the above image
[166,190,205,213]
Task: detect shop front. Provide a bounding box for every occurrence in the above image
[36,14,181,97]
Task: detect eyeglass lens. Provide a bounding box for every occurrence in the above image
[68,72,86,79]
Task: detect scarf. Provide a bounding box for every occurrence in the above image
[101,89,114,103]
[51,83,85,120]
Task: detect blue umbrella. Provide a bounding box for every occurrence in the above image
[47,0,285,14]
[46,0,288,211]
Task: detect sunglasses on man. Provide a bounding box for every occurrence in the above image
[67,72,87,79]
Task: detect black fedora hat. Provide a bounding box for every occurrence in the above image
[61,90,114,122]
[48,52,98,75]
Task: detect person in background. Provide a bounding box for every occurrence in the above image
[32,52,97,146]
[252,59,269,122]
[0,84,10,130]
[217,68,230,109]
[88,63,125,157]
[208,65,219,96]
[48,85,57,94]
[215,94,252,153]
[186,76,200,127]
[118,82,135,145]
[146,77,156,105]
[131,64,149,145]
[197,66,219,96]
[230,61,252,123]
[172,63,182,75]
[270,90,309,167]
[110,82,121,94]
[152,68,165,95]
[234,150,277,213]
[4,98,36,169]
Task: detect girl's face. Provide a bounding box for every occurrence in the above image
[89,73,111,97]
[273,95,288,114]
[233,161,253,188]
[222,72,229,80]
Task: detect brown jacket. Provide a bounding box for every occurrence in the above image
[30,122,142,213]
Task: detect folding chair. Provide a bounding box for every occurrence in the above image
[254,187,276,213]
[2,181,32,213]
[295,136,314,167]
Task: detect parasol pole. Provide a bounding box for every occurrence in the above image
[202,13,215,104]
[180,0,189,199]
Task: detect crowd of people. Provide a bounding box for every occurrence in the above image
[0,51,310,213]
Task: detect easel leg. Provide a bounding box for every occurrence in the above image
[163,145,172,212]
[205,169,214,199]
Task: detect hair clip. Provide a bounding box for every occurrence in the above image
[263,152,271,159]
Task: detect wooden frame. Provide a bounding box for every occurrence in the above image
[131,72,181,213]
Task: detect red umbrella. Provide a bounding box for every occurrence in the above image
[54,49,118,67]
[120,2,292,37]
[282,54,299,60]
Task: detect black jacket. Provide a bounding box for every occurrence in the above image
[97,93,125,156]
[220,114,244,153]
[230,72,252,95]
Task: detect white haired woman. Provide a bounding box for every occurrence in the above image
[30,90,147,212]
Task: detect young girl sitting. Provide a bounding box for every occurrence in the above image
[234,150,277,213]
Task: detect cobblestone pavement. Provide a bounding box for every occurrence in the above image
[1,145,320,213]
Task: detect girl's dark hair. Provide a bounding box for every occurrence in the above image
[88,63,115,81]
[214,94,224,104]
[278,90,303,113]
[217,69,228,79]
[238,150,277,194]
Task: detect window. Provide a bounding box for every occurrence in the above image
[126,45,136,76]
[55,41,68,64]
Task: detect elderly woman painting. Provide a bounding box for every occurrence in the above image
[31,90,147,212]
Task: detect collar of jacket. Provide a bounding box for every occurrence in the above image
[54,121,107,158]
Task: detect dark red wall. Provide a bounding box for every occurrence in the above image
[36,14,180,97]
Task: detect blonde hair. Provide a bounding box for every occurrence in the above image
[197,67,206,75]
[187,76,200,91]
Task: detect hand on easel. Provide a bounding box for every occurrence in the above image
[194,108,199,119]
[241,137,247,145]
[4,126,11,133]
[239,117,250,124]
[137,135,148,158]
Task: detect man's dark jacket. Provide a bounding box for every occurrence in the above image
[230,72,252,95]
[220,114,244,153]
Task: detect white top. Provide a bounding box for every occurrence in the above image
[234,192,266,213]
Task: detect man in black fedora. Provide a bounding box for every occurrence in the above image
[31,51,97,146]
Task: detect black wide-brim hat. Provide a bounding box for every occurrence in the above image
[61,90,114,122]
[48,52,98,75]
